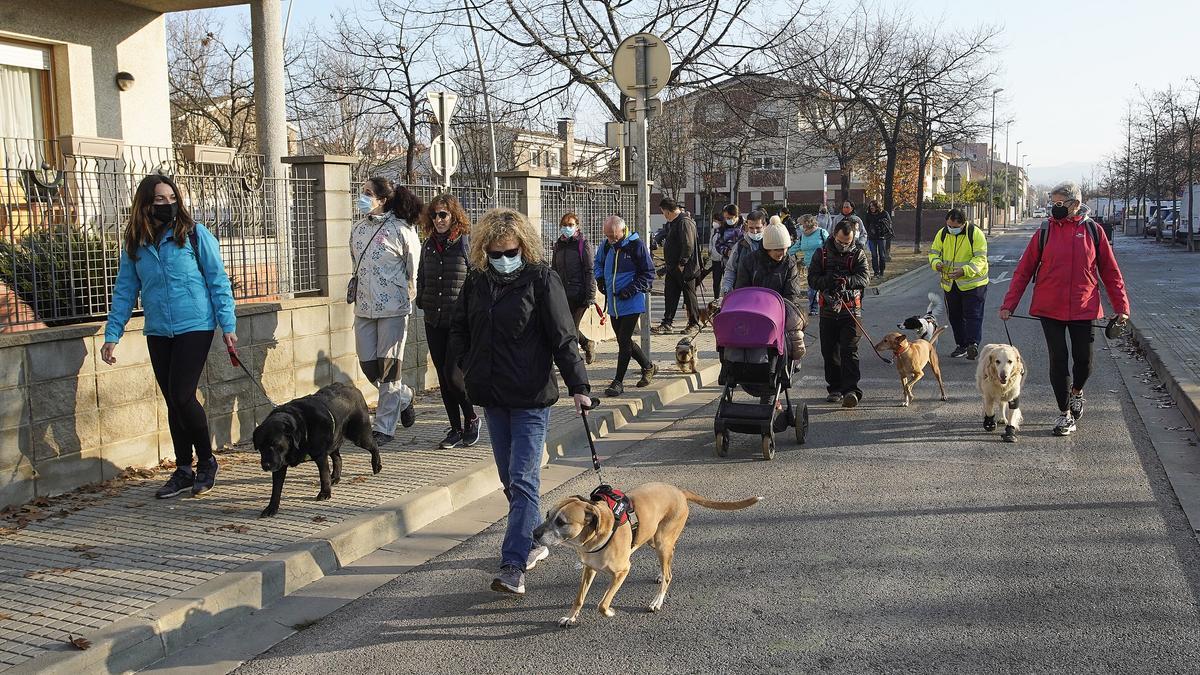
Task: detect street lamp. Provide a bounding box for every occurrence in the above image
[1003,131,1018,224]
[1020,152,1028,217]
[987,87,1004,234]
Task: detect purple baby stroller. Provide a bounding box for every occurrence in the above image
[712,287,809,460]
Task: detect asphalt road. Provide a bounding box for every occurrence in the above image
[236,228,1200,674]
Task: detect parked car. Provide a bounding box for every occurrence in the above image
[1032,207,1046,219]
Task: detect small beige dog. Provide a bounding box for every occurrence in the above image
[873,328,948,406]
[975,343,1024,442]
[532,482,760,626]
[674,336,698,373]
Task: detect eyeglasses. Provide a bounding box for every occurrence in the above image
[434,211,450,219]
[487,247,521,259]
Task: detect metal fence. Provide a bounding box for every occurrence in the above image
[538,181,637,255]
[0,138,317,329]
[343,182,524,235]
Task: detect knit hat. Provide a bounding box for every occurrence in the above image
[763,221,791,250]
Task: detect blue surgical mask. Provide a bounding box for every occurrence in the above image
[561,226,576,238]
[356,194,375,214]
[489,253,523,274]
[946,226,963,235]
[747,232,764,241]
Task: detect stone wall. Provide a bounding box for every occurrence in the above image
[0,297,435,508]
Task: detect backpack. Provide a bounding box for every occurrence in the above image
[1032,218,1100,283]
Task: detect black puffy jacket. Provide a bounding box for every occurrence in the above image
[447,264,590,409]
[862,210,894,239]
[733,248,805,307]
[662,213,701,279]
[415,234,471,329]
[807,239,870,318]
[551,235,598,309]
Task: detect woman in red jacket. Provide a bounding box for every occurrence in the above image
[999,181,1129,437]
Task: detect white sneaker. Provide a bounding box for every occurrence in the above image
[1053,413,1076,436]
[526,545,549,571]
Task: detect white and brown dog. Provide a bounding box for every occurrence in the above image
[533,482,760,627]
[975,343,1025,442]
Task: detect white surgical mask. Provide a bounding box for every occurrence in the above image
[725,218,737,226]
[561,226,576,238]
[489,253,523,274]
[747,232,764,241]
[356,194,375,214]
[946,226,964,235]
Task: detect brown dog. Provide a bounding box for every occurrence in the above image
[675,336,698,373]
[532,483,760,626]
[873,328,948,406]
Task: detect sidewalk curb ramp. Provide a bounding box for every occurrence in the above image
[12,363,721,675]
[1130,321,1200,435]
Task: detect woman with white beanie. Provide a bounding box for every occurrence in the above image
[733,219,807,361]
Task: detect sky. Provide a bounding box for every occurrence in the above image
[204,0,1200,185]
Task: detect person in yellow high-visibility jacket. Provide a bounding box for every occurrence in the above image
[928,208,989,360]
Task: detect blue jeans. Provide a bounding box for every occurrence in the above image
[807,288,819,315]
[485,406,550,570]
[868,238,889,275]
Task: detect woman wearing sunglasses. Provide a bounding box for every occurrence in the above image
[417,194,478,449]
[448,208,592,597]
[1000,181,1129,437]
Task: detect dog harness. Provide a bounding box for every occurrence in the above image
[585,484,639,553]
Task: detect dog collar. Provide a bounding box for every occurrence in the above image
[894,343,908,355]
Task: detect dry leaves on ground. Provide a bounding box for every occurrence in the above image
[312,516,327,523]
[67,636,92,650]
[204,523,250,534]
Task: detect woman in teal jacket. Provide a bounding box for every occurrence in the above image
[102,175,236,500]
[787,214,828,315]
[594,215,656,397]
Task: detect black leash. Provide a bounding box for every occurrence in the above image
[1003,320,1014,347]
[579,397,604,485]
[1005,313,1128,339]
[228,346,278,407]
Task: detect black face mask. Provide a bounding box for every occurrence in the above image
[1050,205,1069,220]
[153,203,179,225]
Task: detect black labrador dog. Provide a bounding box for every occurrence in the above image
[253,382,381,517]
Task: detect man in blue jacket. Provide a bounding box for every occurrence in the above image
[595,215,658,397]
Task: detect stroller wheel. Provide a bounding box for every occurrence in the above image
[794,403,809,445]
[714,431,730,457]
[761,433,775,461]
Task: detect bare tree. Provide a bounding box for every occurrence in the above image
[461,0,805,122]
[795,92,875,203]
[306,0,469,183]
[168,11,256,152]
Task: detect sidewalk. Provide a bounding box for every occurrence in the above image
[1115,234,1200,433]
[0,304,716,671]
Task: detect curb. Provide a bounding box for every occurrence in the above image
[1130,320,1200,434]
[13,363,722,675]
[869,261,930,297]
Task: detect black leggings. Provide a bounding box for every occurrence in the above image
[147,330,214,468]
[612,314,651,381]
[1039,318,1094,412]
[425,322,475,431]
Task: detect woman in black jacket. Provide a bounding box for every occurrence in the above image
[448,208,592,597]
[417,195,478,449]
[862,200,893,279]
[550,212,598,363]
[733,220,807,362]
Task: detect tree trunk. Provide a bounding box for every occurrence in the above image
[914,149,928,253]
[840,159,851,203]
[882,145,898,213]
[1189,135,1196,252]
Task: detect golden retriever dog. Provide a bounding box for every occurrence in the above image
[975,343,1025,442]
[532,483,760,627]
[873,328,948,406]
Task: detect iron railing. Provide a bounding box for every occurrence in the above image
[0,138,316,329]
[343,182,524,235]
[538,181,637,255]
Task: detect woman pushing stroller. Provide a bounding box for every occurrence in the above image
[730,218,807,362]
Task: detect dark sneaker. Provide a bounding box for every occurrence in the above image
[400,401,416,428]
[156,468,194,499]
[439,428,464,449]
[1053,413,1076,436]
[841,392,860,409]
[372,430,393,447]
[605,381,624,397]
[582,340,595,365]
[983,415,996,432]
[192,458,218,496]
[526,545,549,571]
[1069,392,1085,419]
[491,565,525,595]
[682,323,701,336]
[966,343,980,360]
[650,322,674,335]
[463,416,481,446]
[825,392,843,403]
[636,363,658,388]
[1001,425,1018,443]
[949,345,969,358]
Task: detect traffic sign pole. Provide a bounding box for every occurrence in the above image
[634,37,652,356]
